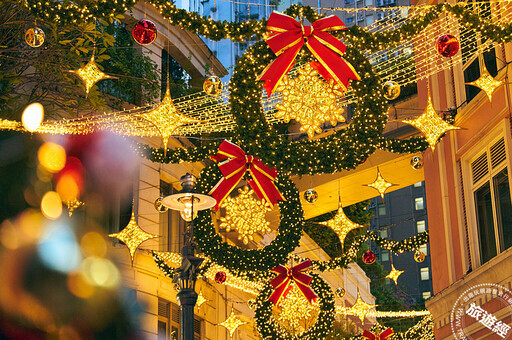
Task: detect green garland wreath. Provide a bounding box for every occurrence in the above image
[192,164,304,275]
[254,273,335,340]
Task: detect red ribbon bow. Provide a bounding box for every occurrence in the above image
[257,11,360,97]
[268,260,317,305]
[362,328,394,340]
[209,140,285,209]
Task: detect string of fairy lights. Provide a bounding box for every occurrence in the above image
[3,2,511,139]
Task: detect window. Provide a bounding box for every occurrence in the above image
[471,137,512,265]
[420,267,429,280]
[365,15,374,26]
[415,197,424,210]
[160,180,187,253]
[381,249,389,262]
[422,291,431,300]
[419,244,428,255]
[380,229,388,238]
[378,203,386,216]
[194,316,203,340]
[346,16,354,24]
[416,220,426,233]
[414,181,422,187]
[365,0,372,5]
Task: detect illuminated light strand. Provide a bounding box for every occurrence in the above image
[336,305,430,318]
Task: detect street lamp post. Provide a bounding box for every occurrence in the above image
[162,173,216,340]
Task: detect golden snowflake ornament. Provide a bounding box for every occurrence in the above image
[109,210,158,262]
[219,309,247,338]
[465,63,503,101]
[364,167,397,200]
[400,93,460,151]
[136,84,202,153]
[275,63,345,138]
[220,186,273,245]
[275,283,320,335]
[347,292,376,324]
[319,201,364,250]
[385,264,404,285]
[69,55,115,97]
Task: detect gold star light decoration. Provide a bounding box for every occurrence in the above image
[346,292,376,324]
[65,199,84,216]
[220,186,273,245]
[400,93,460,151]
[275,63,346,138]
[135,84,202,153]
[465,62,503,101]
[275,283,320,335]
[196,291,208,309]
[109,210,158,262]
[385,264,405,285]
[69,55,115,97]
[364,168,397,200]
[319,201,365,250]
[219,309,247,338]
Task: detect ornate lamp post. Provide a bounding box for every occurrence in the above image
[162,173,216,340]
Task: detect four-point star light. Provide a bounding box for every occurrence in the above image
[364,167,397,200]
[69,55,115,97]
[385,264,405,285]
[465,63,503,102]
[319,201,365,250]
[347,292,377,324]
[219,309,247,338]
[108,209,159,262]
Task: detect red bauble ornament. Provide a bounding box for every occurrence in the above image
[436,34,459,57]
[214,271,227,284]
[362,250,376,264]
[132,19,157,45]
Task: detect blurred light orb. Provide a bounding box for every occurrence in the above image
[22,102,44,132]
[38,221,81,273]
[82,257,120,288]
[67,271,95,298]
[38,142,66,173]
[81,232,107,258]
[41,191,63,220]
[56,173,80,202]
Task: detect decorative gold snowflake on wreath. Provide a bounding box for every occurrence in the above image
[275,63,346,138]
[220,186,273,245]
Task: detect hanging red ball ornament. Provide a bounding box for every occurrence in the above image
[214,271,227,284]
[132,19,157,45]
[362,250,376,264]
[436,34,459,58]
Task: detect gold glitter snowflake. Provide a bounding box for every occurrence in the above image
[275,63,346,138]
[220,186,273,245]
[274,283,320,335]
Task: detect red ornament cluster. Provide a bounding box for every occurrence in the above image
[214,271,227,284]
[362,250,376,264]
[132,19,157,45]
[436,34,459,58]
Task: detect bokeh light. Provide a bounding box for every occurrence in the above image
[80,232,107,258]
[40,191,62,220]
[37,221,81,273]
[81,257,120,289]
[18,209,45,240]
[67,271,94,299]
[21,102,44,132]
[56,174,79,202]
[38,142,66,173]
[0,220,19,249]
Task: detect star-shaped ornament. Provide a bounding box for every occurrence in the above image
[347,292,376,324]
[465,63,503,102]
[69,55,115,97]
[319,201,365,250]
[385,264,404,285]
[274,63,346,138]
[136,83,202,153]
[364,168,397,200]
[400,93,460,151]
[219,309,247,338]
[109,210,158,262]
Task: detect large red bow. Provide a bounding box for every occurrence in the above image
[209,140,284,209]
[268,260,317,305]
[257,11,360,97]
[362,328,394,340]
